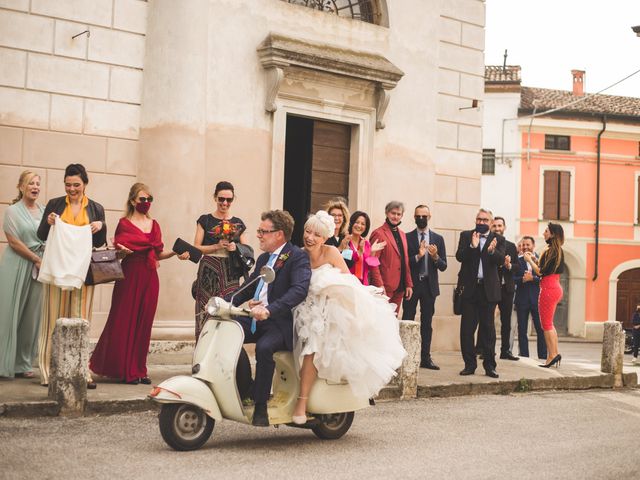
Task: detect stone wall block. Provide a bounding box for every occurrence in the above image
[0,0,29,12]
[0,126,23,165]
[437,93,481,126]
[460,73,484,102]
[88,27,145,68]
[433,202,479,230]
[458,124,482,152]
[438,68,459,96]
[84,100,140,139]
[0,86,49,129]
[396,320,420,399]
[0,164,24,203]
[113,0,148,34]
[0,47,26,87]
[109,66,143,104]
[0,10,53,53]
[434,174,456,203]
[31,0,112,27]
[23,130,106,172]
[434,148,480,177]
[107,138,138,175]
[50,95,84,133]
[436,121,458,149]
[461,23,485,50]
[54,19,89,59]
[89,172,136,211]
[48,317,89,415]
[27,54,110,99]
[437,42,484,76]
[438,17,461,44]
[440,0,486,26]
[456,177,480,205]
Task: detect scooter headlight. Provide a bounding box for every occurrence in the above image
[206,297,221,316]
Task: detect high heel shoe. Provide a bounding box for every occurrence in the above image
[292,396,308,425]
[539,354,562,368]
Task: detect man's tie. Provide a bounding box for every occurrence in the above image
[419,232,427,278]
[251,253,277,334]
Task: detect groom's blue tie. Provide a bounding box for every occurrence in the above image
[251,253,278,334]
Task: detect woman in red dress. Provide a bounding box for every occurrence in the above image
[90,183,189,385]
[523,222,565,368]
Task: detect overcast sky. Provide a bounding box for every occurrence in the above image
[485,0,640,98]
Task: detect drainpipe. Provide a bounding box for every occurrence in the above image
[526,105,537,169]
[592,115,607,281]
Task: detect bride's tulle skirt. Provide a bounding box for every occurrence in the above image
[293,265,407,397]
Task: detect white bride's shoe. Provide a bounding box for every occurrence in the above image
[292,397,308,425]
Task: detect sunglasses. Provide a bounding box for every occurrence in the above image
[138,196,153,203]
[217,196,234,204]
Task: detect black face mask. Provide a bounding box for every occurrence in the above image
[415,217,428,229]
[386,218,401,229]
[475,223,490,234]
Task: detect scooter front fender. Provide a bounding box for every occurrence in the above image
[150,375,222,422]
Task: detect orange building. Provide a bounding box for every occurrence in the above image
[483,68,640,339]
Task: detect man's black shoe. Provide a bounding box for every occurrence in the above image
[420,358,440,370]
[500,352,519,361]
[252,403,269,427]
[459,368,475,376]
[485,369,499,378]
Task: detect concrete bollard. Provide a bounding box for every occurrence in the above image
[48,318,90,415]
[396,320,421,399]
[601,321,625,387]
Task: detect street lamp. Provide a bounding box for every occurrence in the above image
[632,25,640,37]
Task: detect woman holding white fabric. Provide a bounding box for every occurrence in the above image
[36,163,106,387]
[0,171,45,379]
[291,211,406,424]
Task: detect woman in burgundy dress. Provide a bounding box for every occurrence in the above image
[523,222,565,369]
[90,183,189,385]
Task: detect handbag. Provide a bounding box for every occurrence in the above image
[85,248,125,286]
[453,282,464,315]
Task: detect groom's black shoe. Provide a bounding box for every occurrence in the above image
[252,403,269,427]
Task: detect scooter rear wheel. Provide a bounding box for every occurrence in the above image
[159,403,214,451]
[311,411,354,440]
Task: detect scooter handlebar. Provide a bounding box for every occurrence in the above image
[204,297,252,319]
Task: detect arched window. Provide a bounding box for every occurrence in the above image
[283,0,387,26]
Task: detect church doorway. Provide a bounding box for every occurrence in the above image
[283,115,351,245]
[616,268,640,328]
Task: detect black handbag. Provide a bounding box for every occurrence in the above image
[85,249,125,286]
[453,283,464,315]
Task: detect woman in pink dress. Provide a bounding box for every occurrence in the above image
[523,222,565,368]
[90,183,189,385]
[344,211,385,286]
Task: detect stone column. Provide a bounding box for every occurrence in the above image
[140,1,209,339]
[397,320,421,399]
[48,318,89,415]
[601,321,625,387]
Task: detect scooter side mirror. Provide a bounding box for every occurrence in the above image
[259,265,275,284]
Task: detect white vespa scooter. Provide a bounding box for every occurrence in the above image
[149,266,370,451]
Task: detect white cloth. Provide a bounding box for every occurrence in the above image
[38,217,92,290]
[293,264,407,398]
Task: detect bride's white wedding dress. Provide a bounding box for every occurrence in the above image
[293,264,407,398]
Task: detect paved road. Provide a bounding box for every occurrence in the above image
[3,389,640,479]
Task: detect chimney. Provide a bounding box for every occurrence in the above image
[572,70,585,96]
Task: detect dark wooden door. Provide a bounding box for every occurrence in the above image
[616,268,640,328]
[283,116,351,245]
[554,265,570,335]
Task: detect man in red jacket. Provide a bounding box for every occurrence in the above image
[370,201,413,313]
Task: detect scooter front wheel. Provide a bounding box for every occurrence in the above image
[159,403,215,451]
[311,411,354,440]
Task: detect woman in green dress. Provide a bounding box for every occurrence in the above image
[0,171,45,378]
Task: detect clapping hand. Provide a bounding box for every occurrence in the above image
[471,231,480,248]
[371,239,387,253]
[89,221,103,234]
[504,254,511,269]
[487,237,497,253]
[418,240,428,258]
[427,244,438,259]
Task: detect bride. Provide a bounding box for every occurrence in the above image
[292,211,407,424]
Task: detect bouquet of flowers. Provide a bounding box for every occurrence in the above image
[210,220,243,242]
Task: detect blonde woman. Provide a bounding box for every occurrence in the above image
[0,171,45,378]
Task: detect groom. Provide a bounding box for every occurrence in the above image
[230,210,311,426]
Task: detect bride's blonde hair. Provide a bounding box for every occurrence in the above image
[304,211,334,239]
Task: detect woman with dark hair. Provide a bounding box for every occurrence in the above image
[37,163,106,387]
[193,181,250,339]
[0,171,45,378]
[345,211,385,286]
[90,183,189,385]
[524,222,565,368]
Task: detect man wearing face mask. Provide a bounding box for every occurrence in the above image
[402,205,447,369]
[370,201,413,312]
[455,208,505,378]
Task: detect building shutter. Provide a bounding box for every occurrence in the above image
[637,176,640,224]
[558,171,571,221]
[310,120,351,212]
[543,170,559,220]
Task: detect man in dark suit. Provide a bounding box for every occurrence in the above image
[231,210,311,426]
[491,216,520,361]
[402,205,447,370]
[513,236,547,359]
[455,208,505,378]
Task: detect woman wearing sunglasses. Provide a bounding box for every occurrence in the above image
[193,181,250,340]
[90,183,189,385]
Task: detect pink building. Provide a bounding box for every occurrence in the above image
[483,67,640,339]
